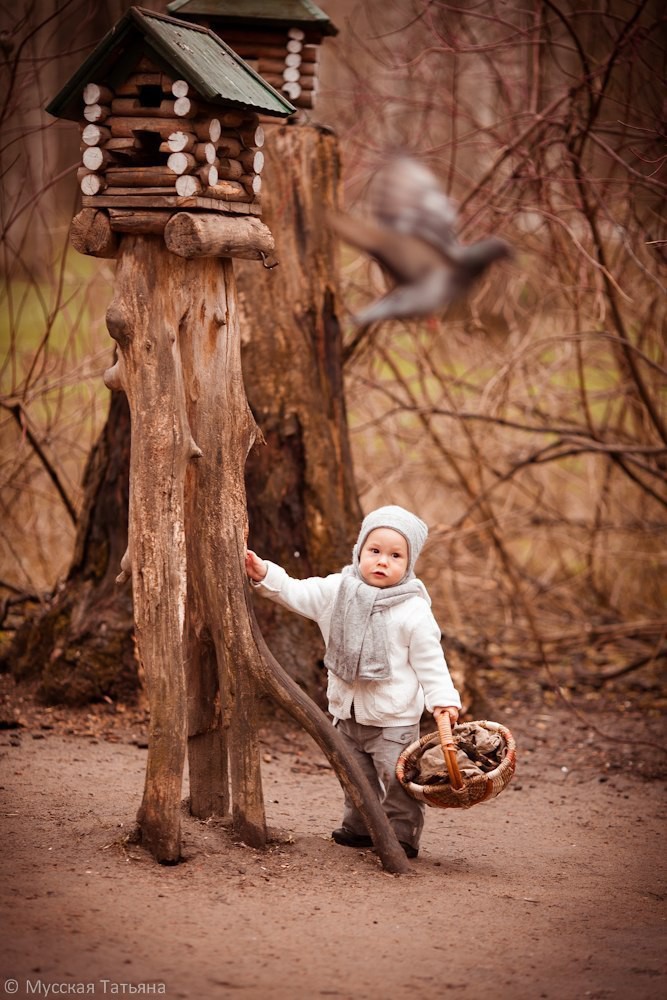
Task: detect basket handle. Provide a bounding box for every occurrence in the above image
[436,712,464,790]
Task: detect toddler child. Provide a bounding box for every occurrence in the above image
[245,504,461,859]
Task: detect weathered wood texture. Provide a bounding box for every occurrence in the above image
[81,193,262,215]
[178,255,267,848]
[109,209,173,235]
[237,125,362,697]
[103,238,204,861]
[104,239,268,858]
[164,212,275,260]
[70,208,118,258]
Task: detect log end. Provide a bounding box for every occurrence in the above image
[70,208,118,259]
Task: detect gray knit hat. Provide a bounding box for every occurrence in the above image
[353,505,429,581]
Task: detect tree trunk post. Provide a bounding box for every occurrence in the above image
[102,228,410,872]
[105,238,271,854]
[105,238,269,858]
[179,257,267,847]
[105,235,197,862]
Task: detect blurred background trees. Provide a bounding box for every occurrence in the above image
[318,0,665,704]
[1,0,664,710]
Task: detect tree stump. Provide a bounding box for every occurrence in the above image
[237,125,362,697]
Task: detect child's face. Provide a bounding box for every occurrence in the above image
[358,528,409,588]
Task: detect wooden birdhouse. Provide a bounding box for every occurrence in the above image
[166,0,338,112]
[46,5,294,234]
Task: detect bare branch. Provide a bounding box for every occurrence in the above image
[2,401,78,525]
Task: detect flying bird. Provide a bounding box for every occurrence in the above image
[331,156,513,325]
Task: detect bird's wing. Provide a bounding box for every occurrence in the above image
[370,156,459,259]
[329,210,442,283]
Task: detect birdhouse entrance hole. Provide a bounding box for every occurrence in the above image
[138,83,163,107]
[134,130,162,160]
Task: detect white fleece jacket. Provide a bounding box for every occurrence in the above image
[254,561,461,726]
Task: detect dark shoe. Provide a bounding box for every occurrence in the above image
[400,841,419,859]
[332,827,373,849]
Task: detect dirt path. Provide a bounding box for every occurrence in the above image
[1,683,665,1000]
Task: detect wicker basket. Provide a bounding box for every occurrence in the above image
[396,713,517,809]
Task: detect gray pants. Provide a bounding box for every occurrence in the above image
[335,716,425,850]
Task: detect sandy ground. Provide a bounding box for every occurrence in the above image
[0,679,665,1000]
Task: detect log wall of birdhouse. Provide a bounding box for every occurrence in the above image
[78,56,265,216]
[210,26,320,112]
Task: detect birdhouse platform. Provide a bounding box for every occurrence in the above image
[46,6,294,229]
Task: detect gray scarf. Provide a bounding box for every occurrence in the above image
[324,567,428,683]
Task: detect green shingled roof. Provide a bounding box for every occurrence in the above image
[46,6,295,123]
[166,0,337,36]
